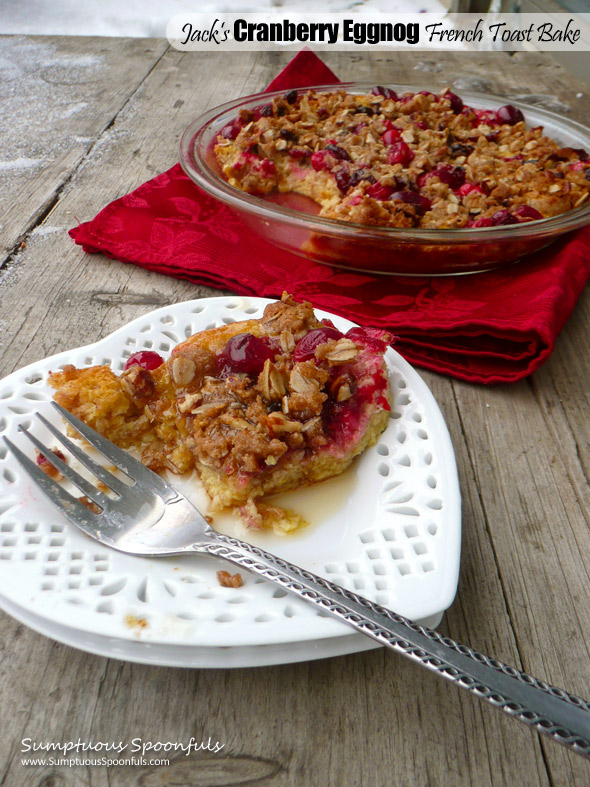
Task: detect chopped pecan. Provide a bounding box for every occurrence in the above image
[121,366,155,399]
[301,416,328,447]
[220,413,253,430]
[330,373,357,402]
[217,570,243,588]
[177,392,202,413]
[192,402,228,418]
[267,412,303,434]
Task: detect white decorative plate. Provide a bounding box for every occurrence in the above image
[0,297,461,667]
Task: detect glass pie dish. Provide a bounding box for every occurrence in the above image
[179,82,590,276]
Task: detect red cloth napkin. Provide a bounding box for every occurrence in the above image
[70,50,590,384]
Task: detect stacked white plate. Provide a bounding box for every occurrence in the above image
[0,297,461,667]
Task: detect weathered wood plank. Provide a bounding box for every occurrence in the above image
[1,44,590,786]
[0,35,169,262]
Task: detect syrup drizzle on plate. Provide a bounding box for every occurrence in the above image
[170,462,359,546]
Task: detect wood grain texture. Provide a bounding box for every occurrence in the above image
[1,40,590,786]
[0,36,169,262]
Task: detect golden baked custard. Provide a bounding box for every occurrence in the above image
[215,87,590,229]
[49,295,392,531]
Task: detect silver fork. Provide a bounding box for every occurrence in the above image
[4,402,590,758]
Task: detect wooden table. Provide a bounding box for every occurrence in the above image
[1,37,590,786]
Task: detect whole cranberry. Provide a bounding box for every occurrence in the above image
[468,217,493,227]
[445,92,463,113]
[293,327,344,362]
[220,121,241,140]
[349,169,376,188]
[334,166,351,193]
[496,105,524,126]
[572,148,589,161]
[435,165,466,190]
[254,103,273,119]
[288,148,311,159]
[417,171,434,188]
[324,143,352,161]
[223,334,275,374]
[311,150,334,172]
[387,141,414,167]
[449,142,474,157]
[390,190,431,214]
[456,182,484,197]
[514,205,543,221]
[124,350,164,371]
[472,108,499,126]
[284,89,298,104]
[382,128,401,145]
[366,183,395,201]
[371,86,398,100]
[491,209,519,225]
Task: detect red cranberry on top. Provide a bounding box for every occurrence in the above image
[324,143,352,162]
[220,121,241,140]
[124,351,164,371]
[445,92,463,114]
[222,334,275,375]
[387,141,414,167]
[382,127,401,146]
[371,86,398,100]
[468,217,493,227]
[496,104,524,126]
[390,190,431,214]
[293,327,344,362]
[456,183,485,197]
[491,209,519,225]
[366,183,396,201]
[514,205,543,221]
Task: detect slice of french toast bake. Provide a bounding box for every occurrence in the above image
[49,294,392,528]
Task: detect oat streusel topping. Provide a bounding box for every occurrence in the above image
[50,295,391,488]
[215,87,590,229]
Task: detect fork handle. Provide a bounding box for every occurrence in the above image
[196,532,590,758]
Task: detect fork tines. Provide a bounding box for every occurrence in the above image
[2,402,173,523]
